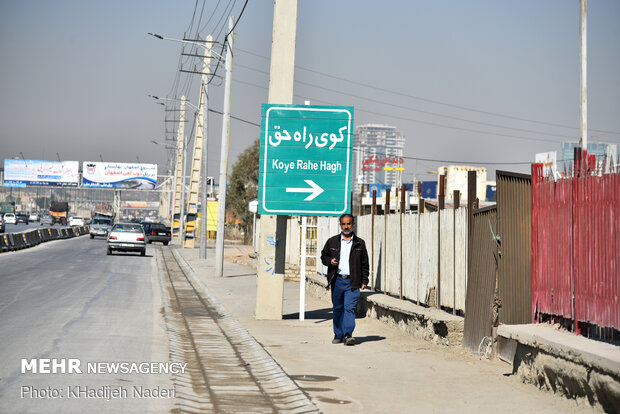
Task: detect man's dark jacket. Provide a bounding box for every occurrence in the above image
[320,232,369,290]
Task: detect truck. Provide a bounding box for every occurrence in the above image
[92,202,116,220]
[0,202,15,214]
[50,201,69,225]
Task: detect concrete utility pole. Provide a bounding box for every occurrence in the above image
[216,18,234,276]
[176,98,187,244]
[580,0,588,151]
[184,38,212,249]
[199,35,213,259]
[255,0,298,320]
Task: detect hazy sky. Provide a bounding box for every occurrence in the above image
[1,0,619,184]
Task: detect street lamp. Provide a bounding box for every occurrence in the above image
[149,94,200,112]
[149,32,222,259]
[151,96,192,244]
[148,33,222,50]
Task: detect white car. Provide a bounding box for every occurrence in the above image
[107,223,146,256]
[3,213,16,224]
[68,216,85,226]
[29,212,39,221]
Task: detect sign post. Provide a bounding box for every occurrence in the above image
[259,104,353,320]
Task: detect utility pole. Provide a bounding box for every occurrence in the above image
[184,37,212,249]
[579,0,588,151]
[255,0,298,320]
[198,35,213,258]
[216,18,234,276]
[173,97,186,243]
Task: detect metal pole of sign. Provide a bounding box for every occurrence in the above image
[299,99,311,321]
[299,215,307,320]
[252,211,257,250]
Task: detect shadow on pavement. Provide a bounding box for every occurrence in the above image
[283,307,333,322]
[354,335,386,344]
[224,273,256,278]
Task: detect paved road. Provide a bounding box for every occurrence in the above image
[0,236,173,413]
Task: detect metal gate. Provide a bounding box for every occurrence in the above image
[497,170,532,324]
[463,206,497,352]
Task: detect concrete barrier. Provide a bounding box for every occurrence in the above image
[0,226,90,254]
[0,234,11,252]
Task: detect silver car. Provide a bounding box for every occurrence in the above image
[90,217,114,239]
[107,223,146,256]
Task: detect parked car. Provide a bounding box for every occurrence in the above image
[29,212,39,221]
[90,216,114,239]
[68,216,85,226]
[40,214,53,225]
[142,222,171,245]
[4,213,17,225]
[16,213,29,224]
[107,223,146,256]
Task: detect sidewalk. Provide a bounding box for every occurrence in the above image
[173,244,603,413]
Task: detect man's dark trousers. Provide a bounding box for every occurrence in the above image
[332,276,360,338]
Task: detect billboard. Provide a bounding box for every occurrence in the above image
[535,151,560,180]
[3,159,79,187]
[82,162,157,189]
[361,155,403,172]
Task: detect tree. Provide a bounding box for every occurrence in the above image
[226,138,259,233]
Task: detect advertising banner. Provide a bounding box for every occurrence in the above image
[82,162,157,189]
[3,159,79,187]
[535,151,560,180]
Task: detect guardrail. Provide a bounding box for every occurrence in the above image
[0,226,90,253]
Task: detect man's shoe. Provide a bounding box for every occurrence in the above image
[332,336,343,344]
[344,335,355,346]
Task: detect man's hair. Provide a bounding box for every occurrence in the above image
[339,213,354,223]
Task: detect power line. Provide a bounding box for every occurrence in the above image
[231,78,565,144]
[235,62,572,141]
[236,47,620,137]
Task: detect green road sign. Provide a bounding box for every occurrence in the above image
[259,104,353,216]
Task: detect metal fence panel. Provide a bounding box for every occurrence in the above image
[455,208,468,311]
[402,214,419,302]
[373,216,385,291]
[497,171,532,325]
[420,211,438,305]
[439,209,455,309]
[463,206,497,352]
[533,166,620,330]
[532,175,573,319]
[385,214,401,295]
[286,217,300,266]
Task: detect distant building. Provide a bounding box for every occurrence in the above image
[437,165,494,202]
[560,141,618,173]
[352,124,405,194]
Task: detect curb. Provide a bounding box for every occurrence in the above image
[305,272,464,346]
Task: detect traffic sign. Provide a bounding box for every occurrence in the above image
[258,104,354,216]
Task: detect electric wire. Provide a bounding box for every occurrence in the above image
[231,78,565,144]
[235,62,572,141]
[236,47,620,137]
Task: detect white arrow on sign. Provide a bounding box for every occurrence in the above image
[286,179,324,201]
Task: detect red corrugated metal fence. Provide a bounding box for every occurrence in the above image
[532,161,619,331]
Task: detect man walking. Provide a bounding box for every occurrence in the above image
[320,214,369,345]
